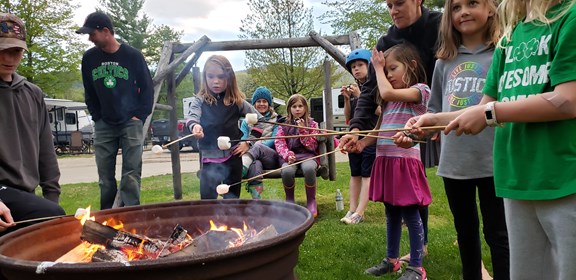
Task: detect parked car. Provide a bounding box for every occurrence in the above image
[151,119,198,151]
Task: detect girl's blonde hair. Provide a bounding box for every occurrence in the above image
[286,94,311,127]
[498,0,576,46]
[198,55,245,106]
[437,0,501,60]
[376,44,427,105]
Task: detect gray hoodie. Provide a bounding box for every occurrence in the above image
[428,45,495,179]
[0,73,61,202]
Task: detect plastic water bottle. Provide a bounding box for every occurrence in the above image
[335,189,344,211]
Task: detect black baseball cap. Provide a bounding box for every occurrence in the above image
[75,11,114,34]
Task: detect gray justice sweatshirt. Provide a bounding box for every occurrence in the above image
[0,73,61,202]
[428,45,495,180]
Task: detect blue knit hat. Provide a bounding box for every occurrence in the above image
[251,86,273,106]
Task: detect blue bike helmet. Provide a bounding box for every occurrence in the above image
[345,49,372,72]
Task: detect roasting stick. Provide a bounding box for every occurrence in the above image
[245,113,389,140]
[223,126,441,144]
[216,148,342,195]
[254,119,397,141]
[152,132,201,154]
[14,208,88,225]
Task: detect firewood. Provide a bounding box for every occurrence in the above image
[157,224,190,257]
[165,230,240,258]
[81,220,162,257]
[245,225,278,244]
[55,242,97,263]
[91,248,129,263]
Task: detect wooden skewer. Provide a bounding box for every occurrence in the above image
[161,132,200,148]
[257,120,400,141]
[14,214,72,225]
[233,126,445,143]
[228,148,342,187]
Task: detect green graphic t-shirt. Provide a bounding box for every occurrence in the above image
[483,1,576,200]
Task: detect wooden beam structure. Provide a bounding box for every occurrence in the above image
[309,31,347,68]
[173,34,350,53]
[143,31,362,203]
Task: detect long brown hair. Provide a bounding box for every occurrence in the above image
[197,55,245,106]
[286,94,310,127]
[376,44,427,105]
[437,0,501,60]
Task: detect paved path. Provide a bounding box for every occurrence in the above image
[58,148,348,185]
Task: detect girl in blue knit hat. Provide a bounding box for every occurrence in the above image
[239,86,283,199]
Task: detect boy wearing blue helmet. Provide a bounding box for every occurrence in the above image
[340,49,379,224]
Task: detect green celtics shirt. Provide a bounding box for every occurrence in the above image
[483,1,576,200]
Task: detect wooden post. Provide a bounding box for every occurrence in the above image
[192,67,201,94]
[143,41,173,141]
[323,58,336,181]
[175,51,204,87]
[192,66,202,178]
[152,36,211,86]
[323,57,334,131]
[167,52,183,200]
[309,31,347,68]
[348,31,362,50]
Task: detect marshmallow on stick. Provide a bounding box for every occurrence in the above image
[217,136,232,150]
[151,145,163,154]
[216,184,230,195]
[245,113,259,125]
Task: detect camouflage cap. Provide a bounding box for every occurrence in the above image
[0,13,27,51]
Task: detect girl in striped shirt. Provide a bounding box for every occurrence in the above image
[348,43,432,279]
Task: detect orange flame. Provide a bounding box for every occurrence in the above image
[79,206,95,225]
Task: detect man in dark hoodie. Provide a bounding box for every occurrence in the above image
[0,13,65,236]
[76,11,154,209]
[338,0,442,277]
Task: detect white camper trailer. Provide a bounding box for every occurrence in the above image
[44,98,93,152]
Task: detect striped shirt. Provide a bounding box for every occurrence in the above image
[376,83,430,159]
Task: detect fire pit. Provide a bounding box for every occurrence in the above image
[0,200,314,280]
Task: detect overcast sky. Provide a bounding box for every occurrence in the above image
[72,0,332,71]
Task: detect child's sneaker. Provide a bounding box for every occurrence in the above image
[397,266,427,280]
[339,211,354,222]
[343,213,363,225]
[364,258,401,276]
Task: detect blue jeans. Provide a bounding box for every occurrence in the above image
[93,119,143,209]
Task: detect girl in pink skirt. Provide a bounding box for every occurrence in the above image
[344,43,432,280]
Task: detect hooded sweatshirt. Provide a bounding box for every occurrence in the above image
[0,74,61,202]
[349,6,442,131]
[428,45,495,179]
[81,44,154,125]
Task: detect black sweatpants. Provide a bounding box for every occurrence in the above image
[0,185,65,236]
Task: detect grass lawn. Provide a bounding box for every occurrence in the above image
[59,162,493,280]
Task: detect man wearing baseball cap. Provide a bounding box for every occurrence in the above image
[0,13,66,236]
[76,11,154,210]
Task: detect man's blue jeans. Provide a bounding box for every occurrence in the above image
[93,119,143,209]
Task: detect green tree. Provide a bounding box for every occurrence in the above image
[239,0,329,100]
[1,0,87,99]
[99,0,183,68]
[320,0,444,48]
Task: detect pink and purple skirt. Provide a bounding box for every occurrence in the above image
[369,156,432,207]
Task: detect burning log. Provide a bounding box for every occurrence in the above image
[92,248,129,263]
[245,225,278,245]
[81,220,163,259]
[166,230,240,258]
[156,224,190,257]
